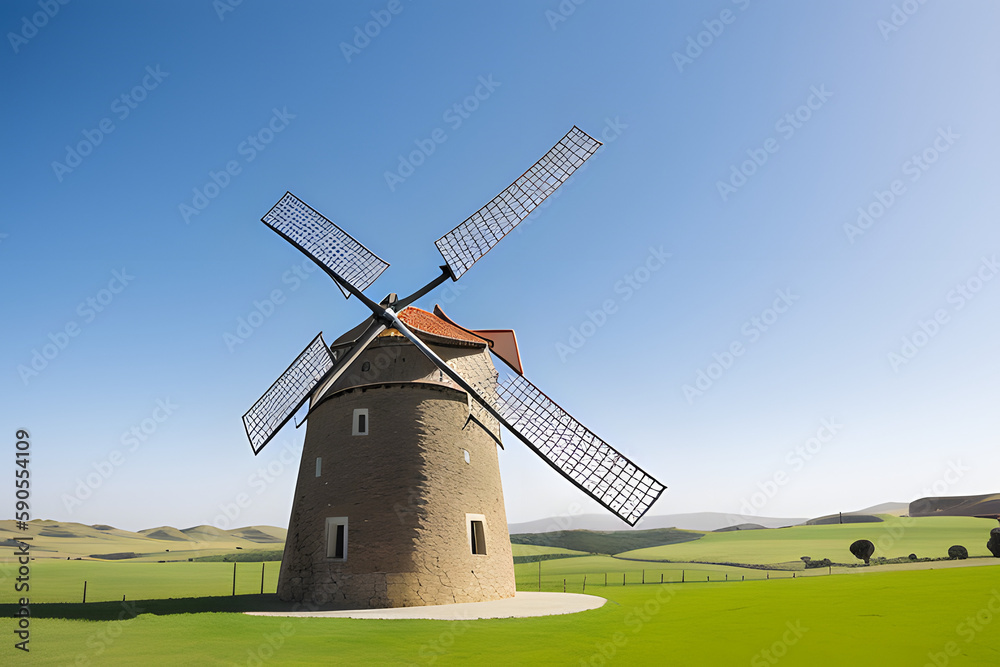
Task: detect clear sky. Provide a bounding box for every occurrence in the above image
[3,1,999,532]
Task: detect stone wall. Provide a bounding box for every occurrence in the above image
[277,337,515,608]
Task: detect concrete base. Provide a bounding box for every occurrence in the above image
[245,591,605,620]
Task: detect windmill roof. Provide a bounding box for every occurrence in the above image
[398,307,488,347]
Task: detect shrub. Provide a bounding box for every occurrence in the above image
[908,553,918,561]
[948,545,969,560]
[850,539,875,565]
[987,528,1000,558]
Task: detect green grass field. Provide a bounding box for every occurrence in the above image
[5,515,1000,664]
[619,515,993,564]
[8,565,1000,665]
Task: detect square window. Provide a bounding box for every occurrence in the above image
[352,409,368,436]
[325,517,348,560]
[467,513,487,555]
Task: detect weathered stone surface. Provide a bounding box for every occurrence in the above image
[277,337,516,608]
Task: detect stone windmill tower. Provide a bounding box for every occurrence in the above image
[242,127,665,608]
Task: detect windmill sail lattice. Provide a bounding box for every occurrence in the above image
[494,375,664,525]
[242,333,335,454]
[435,126,601,280]
[263,192,389,298]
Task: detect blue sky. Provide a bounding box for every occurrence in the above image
[3,1,999,532]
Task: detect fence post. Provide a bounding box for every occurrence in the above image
[682,570,685,583]
[83,580,87,603]
[622,573,625,586]
[660,573,663,584]
[232,562,237,596]
[563,578,566,593]
[604,572,607,587]
[642,569,645,584]
[261,562,266,594]
[538,560,541,592]
[583,575,587,593]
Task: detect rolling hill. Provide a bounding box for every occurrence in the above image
[0,520,287,561]
[909,493,1000,517]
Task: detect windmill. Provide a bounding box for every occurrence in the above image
[242,126,666,608]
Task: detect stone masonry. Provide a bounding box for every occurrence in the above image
[277,323,516,608]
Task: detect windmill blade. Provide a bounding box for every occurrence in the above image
[385,311,664,526]
[495,374,665,526]
[434,126,602,280]
[262,192,390,299]
[242,333,335,454]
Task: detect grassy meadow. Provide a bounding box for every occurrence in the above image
[3,514,1000,665]
[6,566,1000,665]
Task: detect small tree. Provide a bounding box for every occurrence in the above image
[948,545,968,560]
[850,539,875,565]
[987,528,1000,558]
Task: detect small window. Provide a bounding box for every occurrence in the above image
[315,457,322,477]
[353,409,368,436]
[325,517,348,560]
[463,449,470,464]
[467,514,487,555]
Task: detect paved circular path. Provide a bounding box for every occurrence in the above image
[245,592,606,620]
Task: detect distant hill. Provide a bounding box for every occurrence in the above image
[139,526,193,541]
[909,493,1000,517]
[510,528,703,555]
[855,502,909,516]
[0,520,287,561]
[509,512,806,534]
[806,514,883,526]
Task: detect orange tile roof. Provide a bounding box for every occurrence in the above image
[398,307,488,346]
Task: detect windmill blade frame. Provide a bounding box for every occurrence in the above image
[434,126,602,281]
[262,191,390,299]
[382,309,665,526]
[242,333,336,454]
